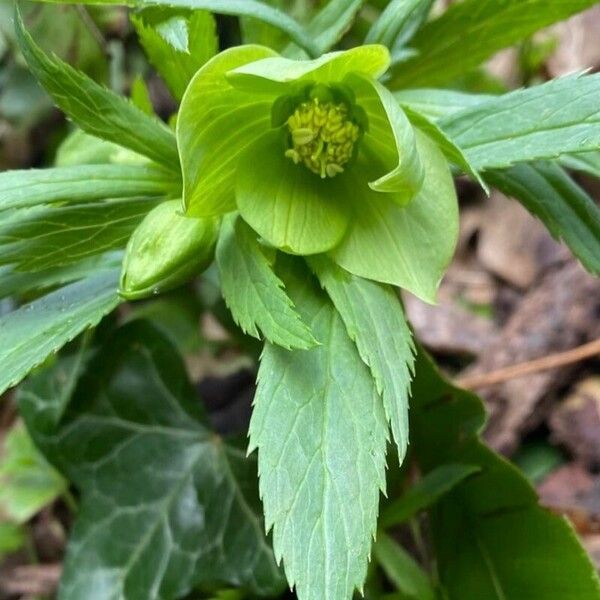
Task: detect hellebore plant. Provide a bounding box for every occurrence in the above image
[1,1,600,600]
[177,44,458,302]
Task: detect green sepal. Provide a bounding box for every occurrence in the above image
[120,200,218,300]
[236,132,351,255]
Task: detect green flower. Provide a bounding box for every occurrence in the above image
[177,45,458,302]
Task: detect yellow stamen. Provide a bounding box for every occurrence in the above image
[285,98,360,178]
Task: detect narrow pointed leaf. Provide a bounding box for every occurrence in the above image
[249,261,388,600]
[16,10,180,171]
[366,0,434,49]
[0,270,120,396]
[561,151,600,179]
[484,163,600,275]
[0,198,158,271]
[0,164,174,212]
[310,257,414,462]
[216,215,317,349]
[388,0,599,88]
[394,88,494,120]
[441,74,600,171]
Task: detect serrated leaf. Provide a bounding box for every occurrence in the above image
[388,0,599,88]
[410,349,600,600]
[132,8,218,100]
[0,269,120,396]
[394,88,494,120]
[0,198,158,271]
[380,463,480,527]
[34,0,320,57]
[216,215,317,350]
[249,260,388,600]
[16,10,180,171]
[0,164,174,212]
[440,74,600,171]
[0,253,122,300]
[310,257,414,462]
[485,163,600,275]
[366,0,434,49]
[18,321,285,599]
[0,422,66,524]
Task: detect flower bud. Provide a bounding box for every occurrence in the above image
[120,200,218,300]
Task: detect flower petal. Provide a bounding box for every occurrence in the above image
[227,45,391,95]
[347,73,424,202]
[236,132,351,255]
[330,131,458,303]
[177,45,278,217]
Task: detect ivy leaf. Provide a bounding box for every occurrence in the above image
[216,215,317,350]
[0,422,66,524]
[132,8,218,100]
[15,9,180,172]
[310,257,414,463]
[249,260,388,600]
[0,164,174,212]
[18,321,285,600]
[388,0,599,88]
[440,74,600,171]
[0,198,158,271]
[410,348,600,600]
[0,269,120,396]
[485,163,600,275]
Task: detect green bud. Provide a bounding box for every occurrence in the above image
[120,200,219,300]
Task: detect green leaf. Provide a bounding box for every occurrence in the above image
[132,8,218,100]
[216,215,317,349]
[347,74,424,200]
[561,151,600,179]
[0,198,158,271]
[402,105,487,192]
[381,463,480,527]
[34,0,320,57]
[366,0,434,49]
[441,74,600,171]
[0,422,66,524]
[249,260,388,600]
[130,75,154,115]
[0,269,120,396]
[331,130,458,303]
[410,348,600,600]
[236,132,351,254]
[484,162,600,275]
[387,0,599,88]
[0,253,123,300]
[373,533,435,600]
[16,10,180,172]
[18,321,285,599]
[0,523,26,558]
[309,257,414,462]
[55,129,129,167]
[177,45,278,218]
[283,0,364,57]
[0,164,174,212]
[394,88,494,120]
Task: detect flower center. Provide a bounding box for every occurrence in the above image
[284,98,360,179]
